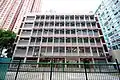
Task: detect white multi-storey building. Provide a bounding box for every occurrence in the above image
[12,13,108,63]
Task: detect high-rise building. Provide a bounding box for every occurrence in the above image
[95,0,120,62]
[0,0,41,33]
[12,13,108,63]
[95,0,120,50]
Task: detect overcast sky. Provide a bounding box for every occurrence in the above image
[41,0,102,14]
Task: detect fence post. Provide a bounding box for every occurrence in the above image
[62,62,64,72]
[84,63,88,80]
[98,64,101,72]
[15,58,21,80]
[50,60,53,80]
[115,59,120,74]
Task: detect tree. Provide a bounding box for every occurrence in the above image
[0,29,16,58]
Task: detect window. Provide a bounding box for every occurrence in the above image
[80,15,84,20]
[78,38,82,43]
[79,47,84,53]
[28,47,33,55]
[39,22,43,26]
[92,47,97,53]
[65,15,69,20]
[90,38,94,43]
[81,22,85,27]
[53,47,59,53]
[24,22,33,28]
[36,16,40,20]
[26,16,35,20]
[45,21,49,26]
[86,22,91,27]
[65,22,69,26]
[85,15,89,20]
[75,15,79,20]
[60,15,64,19]
[93,30,98,35]
[82,29,87,35]
[71,47,77,53]
[48,29,53,34]
[30,37,35,44]
[42,37,47,42]
[90,15,94,20]
[70,15,74,20]
[98,47,103,53]
[66,38,71,43]
[60,29,64,34]
[55,29,59,34]
[55,15,59,19]
[32,30,37,35]
[114,12,118,15]
[71,29,75,34]
[46,15,49,20]
[115,0,119,5]
[34,22,39,27]
[21,30,31,35]
[76,22,80,27]
[50,22,54,26]
[41,15,45,19]
[85,47,90,53]
[43,29,48,34]
[41,47,46,53]
[66,29,70,34]
[55,22,59,26]
[88,30,93,35]
[60,47,65,53]
[54,37,59,43]
[48,37,53,43]
[50,15,54,19]
[66,47,71,53]
[72,37,76,43]
[60,37,64,43]
[38,29,42,35]
[60,22,64,26]
[77,29,81,34]
[47,47,52,53]
[95,38,100,43]
[70,22,75,26]
[84,37,88,43]
[34,47,39,56]
[91,22,96,26]
[36,37,41,44]
[15,47,27,55]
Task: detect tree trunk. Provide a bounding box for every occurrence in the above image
[0,47,4,56]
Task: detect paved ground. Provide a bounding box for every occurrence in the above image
[6,72,120,80]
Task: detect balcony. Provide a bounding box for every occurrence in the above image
[18,40,29,45]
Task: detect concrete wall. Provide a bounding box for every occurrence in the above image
[111,50,120,63]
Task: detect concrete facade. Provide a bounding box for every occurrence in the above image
[12,13,108,63]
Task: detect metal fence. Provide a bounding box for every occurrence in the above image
[0,61,120,80]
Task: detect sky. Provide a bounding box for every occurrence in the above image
[41,0,102,14]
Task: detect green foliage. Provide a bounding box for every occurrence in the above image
[0,29,16,57]
[0,29,16,48]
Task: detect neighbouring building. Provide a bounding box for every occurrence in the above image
[12,13,108,64]
[95,0,120,62]
[0,0,41,33]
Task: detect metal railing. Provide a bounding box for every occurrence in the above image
[0,60,120,80]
